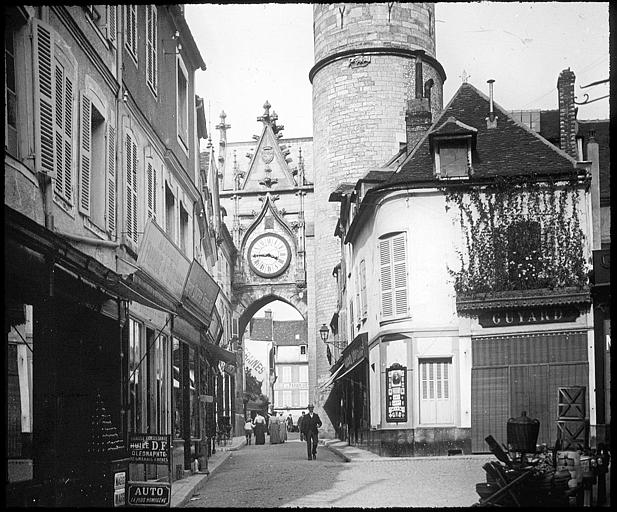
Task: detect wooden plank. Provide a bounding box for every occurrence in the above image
[472,366,509,452]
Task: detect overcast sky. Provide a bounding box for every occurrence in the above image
[185,2,610,143]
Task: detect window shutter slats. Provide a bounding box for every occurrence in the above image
[147,161,156,220]
[126,134,133,242]
[360,259,367,317]
[79,94,91,214]
[107,5,117,45]
[107,124,116,234]
[380,233,408,319]
[125,135,138,243]
[34,21,56,179]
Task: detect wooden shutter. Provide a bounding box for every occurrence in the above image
[360,259,367,317]
[392,234,408,316]
[147,161,156,220]
[79,93,91,214]
[379,238,393,318]
[106,124,116,234]
[107,5,117,46]
[126,133,138,243]
[146,5,158,91]
[126,5,137,57]
[33,21,56,179]
[53,52,74,202]
[380,233,408,319]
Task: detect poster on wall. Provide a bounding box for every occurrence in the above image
[386,363,407,423]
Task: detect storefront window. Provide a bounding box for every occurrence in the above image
[172,337,183,439]
[128,318,146,433]
[151,332,170,434]
[189,346,199,438]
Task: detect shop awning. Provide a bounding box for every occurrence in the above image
[318,365,345,390]
[204,342,236,366]
[335,358,365,381]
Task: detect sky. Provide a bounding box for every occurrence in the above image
[185,2,610,143]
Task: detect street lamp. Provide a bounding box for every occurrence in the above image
[319,324,330,343]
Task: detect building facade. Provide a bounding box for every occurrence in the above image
[331,76,598,456]
[310,3,446,434]
[5,5,235,506]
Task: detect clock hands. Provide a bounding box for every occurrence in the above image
[252,252,281,261]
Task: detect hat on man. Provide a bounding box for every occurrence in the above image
[308,404,314,409]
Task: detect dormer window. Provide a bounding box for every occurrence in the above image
[435,138,471,178]
[429,116,477,180]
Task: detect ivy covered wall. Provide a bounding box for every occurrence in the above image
[444,176,589,295]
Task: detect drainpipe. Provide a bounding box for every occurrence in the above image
[53,229,120,247]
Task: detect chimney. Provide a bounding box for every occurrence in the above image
[587,132,601,250]
[485,79,498,129]
[415,51,424,99]
[264,309,272,320]
[557,68,578,159]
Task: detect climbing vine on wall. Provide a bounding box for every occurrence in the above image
[443,175,588,295]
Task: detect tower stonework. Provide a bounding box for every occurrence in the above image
[309,3,445,434]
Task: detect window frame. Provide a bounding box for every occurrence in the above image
[434,136,472,180]
[418,357,454,425]
[176,55,189,150]
[125,5,138,64]
[378,232,409,321]
[145,4,158,96]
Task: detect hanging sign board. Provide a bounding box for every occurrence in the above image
[386,363,407,423]
[127,482,171,507]
[128,433,171,465]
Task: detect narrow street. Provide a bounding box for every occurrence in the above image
[185,432,490,508]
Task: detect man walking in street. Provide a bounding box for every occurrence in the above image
[301,404,322,460]
[298,411,306,441]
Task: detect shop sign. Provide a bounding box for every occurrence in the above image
[386,363,407,423]
[113,471,126,507]
[127,482,171,507]
[129,433,171,465]
[137,220,190,299]
[181,260,220,324]
[478,305,579,328]
[342,333,368,370]
[224,363,236,375]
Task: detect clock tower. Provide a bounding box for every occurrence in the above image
[309,3,445,433]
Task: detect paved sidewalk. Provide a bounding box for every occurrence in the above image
[170,436,246,508]
[323,438,494,463]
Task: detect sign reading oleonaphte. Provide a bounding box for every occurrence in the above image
[127,482,171,507]
[129,433,171,464]
[386,364,407,423]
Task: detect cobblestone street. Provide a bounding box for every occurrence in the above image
[184,433,492,508]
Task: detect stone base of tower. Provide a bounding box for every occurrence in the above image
[364,427,472,457]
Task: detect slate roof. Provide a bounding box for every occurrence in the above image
[250,317,272,341]
[249,318,306,345]
[389,82,578,185]
[273,320,306,346]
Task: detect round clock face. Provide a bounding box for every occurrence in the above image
[247,233,291,278]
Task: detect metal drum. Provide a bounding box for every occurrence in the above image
[507,411,540,453]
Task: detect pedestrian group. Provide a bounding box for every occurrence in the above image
[244,404,322,459]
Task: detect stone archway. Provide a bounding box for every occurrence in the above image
[235,286,307,338]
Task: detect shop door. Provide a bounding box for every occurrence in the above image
[419,358,454,425]
[471,331,589,452]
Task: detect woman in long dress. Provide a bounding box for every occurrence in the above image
[269,412,281,444]
[253,412,266,445]
[279,412,287,442]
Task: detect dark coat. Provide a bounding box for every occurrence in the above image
[301,412,322,435]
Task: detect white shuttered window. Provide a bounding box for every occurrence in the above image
[125,133,138,243]
[146,5,158,93]
[379,232,408,320]
[34,21,74,204]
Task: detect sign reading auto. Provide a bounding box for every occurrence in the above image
[129,434,171,465]
[127,482,171,506]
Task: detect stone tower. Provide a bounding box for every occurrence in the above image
[309,3,445,432]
